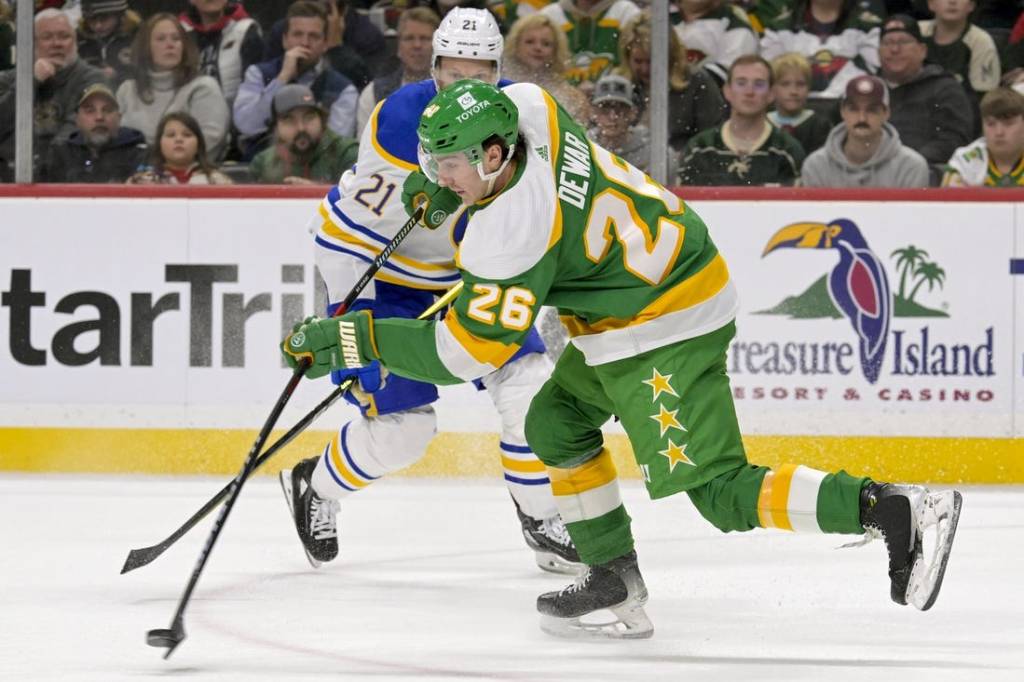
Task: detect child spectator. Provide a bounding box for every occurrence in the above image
[920,0,1000,109]
[251,83,357,184]
[540,0,642,87]
[761,0,882,108]
[356,7,439,137]
[77,0,139,87]
[503,12,590,125]
[116,13,230,160]
[943,87,1024,186]
[588,72,677,178]
[128,111,232,184]
[671,0,760,85]
[802,74,929,187]
[180,0,266,105]
[617,11,727,153]
[768,52,832,155]
[679,54,805,185]
[43,83,147,182]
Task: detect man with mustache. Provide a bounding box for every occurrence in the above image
[802,74,929,187]
[42,83,147,182]
[250,83,357,184]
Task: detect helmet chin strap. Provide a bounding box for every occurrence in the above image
[477,144,515,198]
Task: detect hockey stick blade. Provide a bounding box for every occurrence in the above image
[121,276,462,575]
[143,207,430,658]
[120,381,352,574]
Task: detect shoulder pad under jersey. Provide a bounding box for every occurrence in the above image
[373,78,517,168]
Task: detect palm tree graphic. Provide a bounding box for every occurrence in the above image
[891,245,929,299]
[907,261,946,302]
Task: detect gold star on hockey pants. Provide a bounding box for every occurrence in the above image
[525,322,868,565]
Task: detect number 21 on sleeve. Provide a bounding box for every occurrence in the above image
[466,284,536,331]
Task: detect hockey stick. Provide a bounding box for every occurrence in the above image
[121,279,462,575]
[145,206,425,659]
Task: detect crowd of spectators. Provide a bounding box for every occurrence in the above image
[1,0,1023,187]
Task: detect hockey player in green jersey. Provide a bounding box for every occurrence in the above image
[281,80,963,640]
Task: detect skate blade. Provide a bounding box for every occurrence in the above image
[279,470,322,570]
[535,551,583,576]
[907,490,962,611]
[539,603,654,640]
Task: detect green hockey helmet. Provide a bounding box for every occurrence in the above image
[417,80,519,184]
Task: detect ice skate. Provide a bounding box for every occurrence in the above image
[858,482,962,610]
[515,502,582,575]
[279,457,340,569]
[537,550,653,640]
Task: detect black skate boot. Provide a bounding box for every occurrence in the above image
[859,482,962,610]
[537,550,653,640]
[515,501,582,575]
[279,456,340,568]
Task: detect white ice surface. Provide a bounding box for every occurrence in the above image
[1,475,1021,682]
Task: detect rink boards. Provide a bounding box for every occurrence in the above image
[0,187,1021,482]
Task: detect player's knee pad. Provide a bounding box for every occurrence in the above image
[481,350,552,442]
[346,405,437,473]
[525,381,605,468]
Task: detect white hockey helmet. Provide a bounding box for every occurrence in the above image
[431,8,503,84]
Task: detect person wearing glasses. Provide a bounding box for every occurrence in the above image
[878,14,973,167]
[678,54,805,186]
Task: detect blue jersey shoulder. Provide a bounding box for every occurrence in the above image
[374,78,517,167]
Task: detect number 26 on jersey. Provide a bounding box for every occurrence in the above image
[466,284,535,331]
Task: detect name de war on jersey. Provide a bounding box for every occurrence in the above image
[556,131,592,210]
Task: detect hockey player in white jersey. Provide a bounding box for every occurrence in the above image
[279,8,580,574]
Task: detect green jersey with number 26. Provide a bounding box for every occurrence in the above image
[368,82,739,385]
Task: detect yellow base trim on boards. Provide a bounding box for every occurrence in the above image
[0,428,1021,483]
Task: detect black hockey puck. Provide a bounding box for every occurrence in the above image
[146,623,185,658]
[146,628,179,647]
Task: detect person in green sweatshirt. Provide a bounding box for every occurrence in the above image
[251,83,357,184]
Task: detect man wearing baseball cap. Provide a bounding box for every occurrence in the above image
[802,74,929,187]
[878,13,972,167]
[41,83,146,182]
[587,73,677,178]
[77,0,139,86]
[250,83,358,184]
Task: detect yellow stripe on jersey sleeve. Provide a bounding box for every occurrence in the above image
[318,205,456,274]
[370,100,419,172]
[443,309,521,367]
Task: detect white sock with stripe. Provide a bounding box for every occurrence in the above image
[311,407,436,499]
[501,439,557,519]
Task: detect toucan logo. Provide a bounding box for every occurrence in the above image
[760,219,893,383]
[757,220,981,383]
